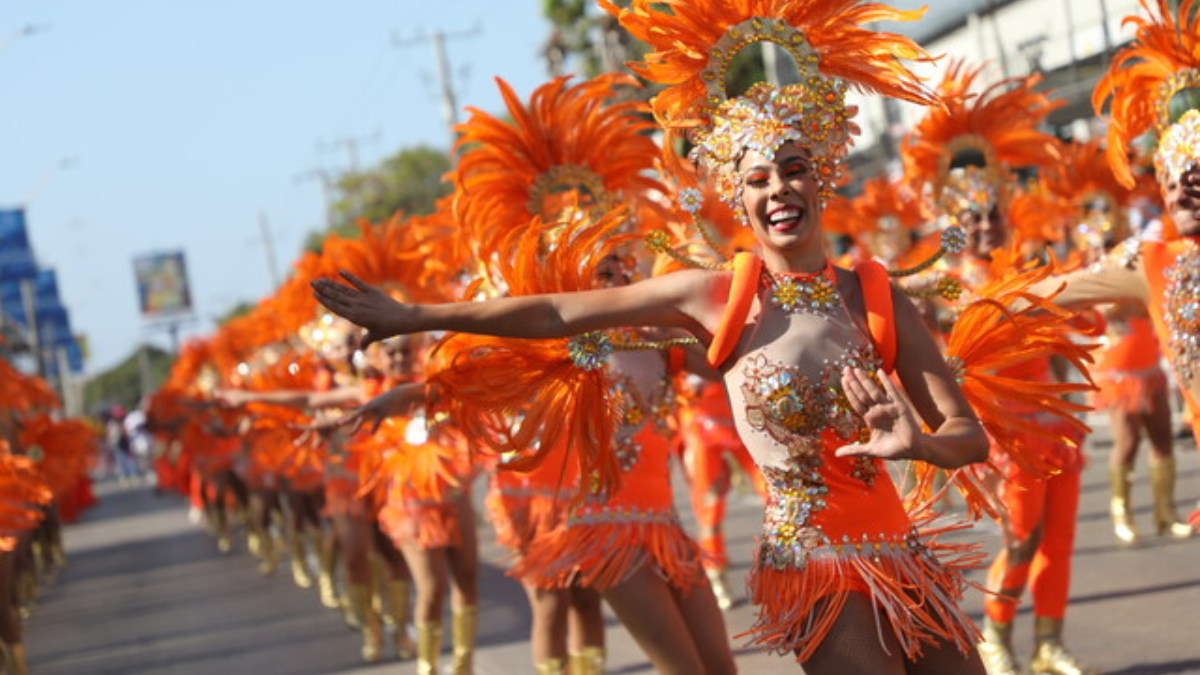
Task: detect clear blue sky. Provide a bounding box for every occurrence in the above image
[2,1,549,373]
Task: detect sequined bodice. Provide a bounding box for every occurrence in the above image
[722,271,882,472]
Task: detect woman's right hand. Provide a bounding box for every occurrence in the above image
[311,271,414,347]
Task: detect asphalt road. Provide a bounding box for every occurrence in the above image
[24,417,1200,674]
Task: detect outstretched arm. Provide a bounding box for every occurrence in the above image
[311,268,724,347]
[838,287,988,469]
[215,386,364,410]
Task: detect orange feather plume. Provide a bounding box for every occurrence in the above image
[1093,0,1200,187]
[602,0,938,128]
[902,62,1062,198]
[452,74,665,264]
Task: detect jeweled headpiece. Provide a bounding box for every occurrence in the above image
[1095,0,1200,192]
[601,0,939,213]
[902,62,1062,220]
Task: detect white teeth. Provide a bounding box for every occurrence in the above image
[769,207,803,224]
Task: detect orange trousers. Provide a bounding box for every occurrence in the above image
[984,465,1081,622]
[681,436,764,570]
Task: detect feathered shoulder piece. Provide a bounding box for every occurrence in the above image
[452,74,664,262]
[902,61,1062,217]
[908,248,1097,519]
[1094,0,1200,187]
[426,209,641,498]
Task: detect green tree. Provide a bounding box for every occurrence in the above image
[83,344,174,413]
[319,145,453,245]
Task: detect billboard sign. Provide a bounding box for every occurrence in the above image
[0,208,37,283]
[133,250,193,319]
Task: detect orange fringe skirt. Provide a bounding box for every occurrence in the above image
[1091,365,1168,415]
[510,428,705,592]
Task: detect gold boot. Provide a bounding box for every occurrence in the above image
[6,643,28,675]
[451,605,478,675]
[1149,457,1194,538]
[257,529,278,577]
[416,621,442,675]
[706,566,733,611]
[977,617,1021,675]
[17,570,37,619]
[1030,617,1098,675]
[537,657,567,675]
[316,533,340,609]
[384,579,416,659]
[1109,465,1138,544]
[567,646,605,675]
[346,583,382,662]
[289,536,313,589]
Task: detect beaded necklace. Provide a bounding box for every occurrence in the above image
[766,262,841,315]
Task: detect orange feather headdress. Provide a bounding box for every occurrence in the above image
[601,0,939,207]
[452,74,665,264]
[902,61,1062,220]
[1094,0,1200,190]
[1042,139,1154,252]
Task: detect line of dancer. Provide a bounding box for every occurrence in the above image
[142,1,1200,674]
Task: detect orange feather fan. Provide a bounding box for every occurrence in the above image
[1093,0,1200,187]
[427,209,639,498]
[923,250,1096,519]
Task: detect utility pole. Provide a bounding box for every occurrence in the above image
[393,25,482,149]
[295,167,335,230]
[258,211,280,289]
[319,130,382,174]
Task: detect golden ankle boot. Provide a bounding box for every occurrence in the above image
[257,530,278,577]
[1030,617,1098,675]
[289,537,313,589]
[317,538,340,609]
[17,570,37,620]
[1109,465,1138,544]
[416,621,442,675]
[977,618,1021,675]
[567,646,605,675]
[347,583,382,662]
[385,579,416,659]
[537,657,567,675]
[7,643,28,675]
[451,605,478,675]
[1149,457,1194,538]
[706,566,734,611]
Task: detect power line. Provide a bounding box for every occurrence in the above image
[392,24,482,150]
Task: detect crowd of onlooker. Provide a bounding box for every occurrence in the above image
[97,400,155,485]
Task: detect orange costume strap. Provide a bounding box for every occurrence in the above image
[707,252,762,368]
[706,252,896,373]
[854,258,897,374]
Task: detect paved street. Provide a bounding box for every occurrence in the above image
[24,418,1200,674]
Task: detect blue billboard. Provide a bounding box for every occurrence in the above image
[0,208,37,283]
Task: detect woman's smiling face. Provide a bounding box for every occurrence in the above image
[737,142,822,256]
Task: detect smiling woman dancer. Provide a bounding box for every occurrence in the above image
[310,2,1001,671]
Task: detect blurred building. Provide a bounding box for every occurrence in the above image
[845,0,1142,178]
